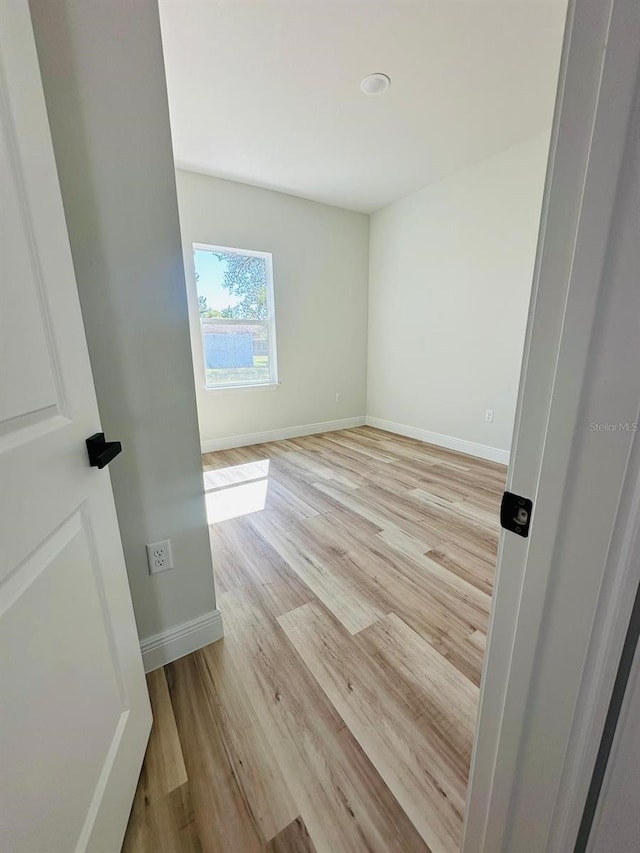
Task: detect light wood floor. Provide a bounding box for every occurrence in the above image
[122,426,506,853]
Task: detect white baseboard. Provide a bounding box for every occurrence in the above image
[365,416,510,465]
[140,608,224,672]
[201,416,366,453]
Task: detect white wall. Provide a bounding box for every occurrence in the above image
[367,134,550,457]
[29,0,218,648]
[175,171,369,446]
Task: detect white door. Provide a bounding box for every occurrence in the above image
[0,1,151,851]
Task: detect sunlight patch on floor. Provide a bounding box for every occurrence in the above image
[204,459,270,523]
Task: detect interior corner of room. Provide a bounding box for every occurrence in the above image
[175,123,550,469]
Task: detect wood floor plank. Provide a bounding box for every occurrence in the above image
[166,653,265,852]
[278,603,479,853]
[294,432,439,495]
[320,430,399,464]
[377,524,433,560]
[355,427,503,475]
[145,667,188,797]
[409,488,499,564]
[273,447,363,491]
[268,461,364,515]
[438,631,487,688]
[468,629,487,653]
[267,477,321,521]
[264,816,317,853]
[121,669,194,851]
[204,459,270,491]
[274,460,357,513]
[222,586,430,853]
[357,613,480,756]
[209,515,313,611]
[426,542,495,596]
[219,585,345,737]
[286,436,384,485]
[300,512,490,640]
[453,499,502,531]
[122,782,201,853]
[309,478,449,548]
[202,448,249,469]
[196,640,299,841]
[249,510,386,634]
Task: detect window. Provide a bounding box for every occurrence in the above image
[193,244,278,390]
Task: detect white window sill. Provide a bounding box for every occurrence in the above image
[204,382,281,393]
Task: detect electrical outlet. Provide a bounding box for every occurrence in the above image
[485,409,494,423]
[335,392,343,403]
[146,539,174,574]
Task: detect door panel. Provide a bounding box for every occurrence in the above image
[1,516,125,852]
[0,0,151,850]
[0,111,58,422]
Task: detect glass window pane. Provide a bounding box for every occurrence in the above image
[193,245,277,389]
[194,248,268,321]
[201,319,270,387]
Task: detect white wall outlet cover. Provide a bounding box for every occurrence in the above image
[146,539,174,574]
[485,409,495,423]
[335,392,343,403]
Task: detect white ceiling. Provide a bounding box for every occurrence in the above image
[159,1,566,213]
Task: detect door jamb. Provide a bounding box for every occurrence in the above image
[463,1,640,850]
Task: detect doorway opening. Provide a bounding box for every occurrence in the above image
[125,2,568,850]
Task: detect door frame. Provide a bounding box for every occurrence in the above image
[463,0,640,850]
[584,611,640,851]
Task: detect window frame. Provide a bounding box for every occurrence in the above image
[193,242,279,392]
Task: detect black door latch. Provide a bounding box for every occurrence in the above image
[500,491,533,537]
[86,432,122,469]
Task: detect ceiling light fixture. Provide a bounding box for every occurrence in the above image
[360,73,391,96]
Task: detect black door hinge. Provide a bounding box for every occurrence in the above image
[500,491,533,537]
